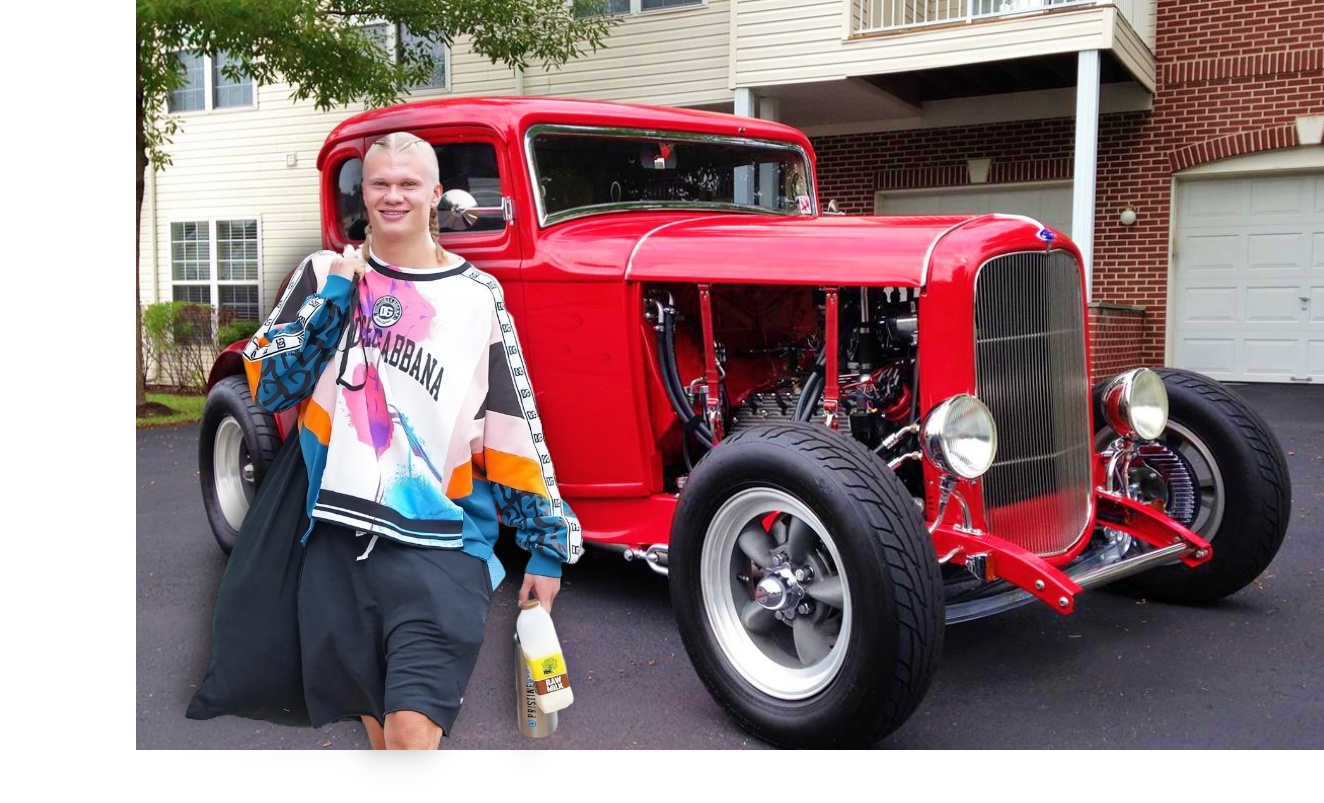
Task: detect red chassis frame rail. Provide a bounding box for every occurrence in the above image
[930,490,1213,615]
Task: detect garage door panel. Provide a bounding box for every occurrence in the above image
[1185,186,1244,221]
[1247,232,1309,271]
[1245,286,1304,322]
[1182,234,1242,273]
[1248,176,1314,220]
[1180,286,1238,322]
[1174,337,1237,376]
[1311,286,1324,322]
[1310,339,1324,375]
[1242,339,1298,375]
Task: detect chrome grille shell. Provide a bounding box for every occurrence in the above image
[973,251,1093,557]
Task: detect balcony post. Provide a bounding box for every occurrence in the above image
[735,88,756,205]
[1073,49,1100,300]
[758,96,780,208]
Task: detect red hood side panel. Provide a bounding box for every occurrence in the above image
[623,215,984,286]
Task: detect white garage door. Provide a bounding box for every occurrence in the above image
[876,183,1073,237]
[1172,172,1323,384]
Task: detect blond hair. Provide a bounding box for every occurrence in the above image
[362,131,447,264]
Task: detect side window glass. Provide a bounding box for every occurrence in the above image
[335,158,367,241]
[434,142,506,233]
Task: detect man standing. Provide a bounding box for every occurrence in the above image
[243,132,580,749]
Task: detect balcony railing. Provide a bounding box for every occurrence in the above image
[852,1,1153,48]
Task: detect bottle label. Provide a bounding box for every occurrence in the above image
[526,653,572,695]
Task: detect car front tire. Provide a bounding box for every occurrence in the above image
[669,422,944,748]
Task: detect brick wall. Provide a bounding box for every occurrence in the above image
[1088,303,1148,385]
[811,0,1324,372]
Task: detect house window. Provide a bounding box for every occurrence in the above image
[170,218,262,323]
[580,0,700,14]
[361,23,449,91]
[167,51,254,113]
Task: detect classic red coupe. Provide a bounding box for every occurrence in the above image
[199,97,1291,748]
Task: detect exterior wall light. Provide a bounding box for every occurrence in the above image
[1119,204,1138,226]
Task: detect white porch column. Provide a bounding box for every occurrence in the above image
[1073,49,1100,300]
[758,97,780,208]
[734,88,756,205]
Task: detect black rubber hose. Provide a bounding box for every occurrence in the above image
[794,348,827,422]
[659,309,714,446]
[656,323,692,423]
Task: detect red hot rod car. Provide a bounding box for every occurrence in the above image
[199,97,1291,748]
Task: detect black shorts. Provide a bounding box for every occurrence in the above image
[296,521,493,736]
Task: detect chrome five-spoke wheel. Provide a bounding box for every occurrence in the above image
[702,489,850,699]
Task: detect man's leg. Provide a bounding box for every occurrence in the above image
[384,710,443,750]
[362,716,386,750]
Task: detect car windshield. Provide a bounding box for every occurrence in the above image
[528,127,814,224]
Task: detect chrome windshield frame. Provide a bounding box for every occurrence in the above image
[523,123,817,228]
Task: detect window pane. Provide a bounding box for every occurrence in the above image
[336,159,367,241]
[212,51,253,108]
[642,0,701,9]
[170,221,210,281]
[167,51,205,112]
[172,285,210,304]
[433,143,505,233]
[220,285,261,323]
[361,24,391,57]
[217,218,258,281]
[399,25,447,89]
[576,0,630,15]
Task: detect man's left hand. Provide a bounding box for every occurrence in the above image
[519,574,561,613]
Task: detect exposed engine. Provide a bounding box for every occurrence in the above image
[645,284,924,485]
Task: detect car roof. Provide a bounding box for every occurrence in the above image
[318,96,813,169]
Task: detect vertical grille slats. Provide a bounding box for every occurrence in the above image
[974,252,1092,556]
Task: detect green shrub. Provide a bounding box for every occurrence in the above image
[141,301,217,393]
[217,318,261,347]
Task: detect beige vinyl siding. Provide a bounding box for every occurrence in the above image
[734,0,1128,88]
[1110,5,1156,92]
[521,1,730,108]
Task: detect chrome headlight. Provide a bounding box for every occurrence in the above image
[920,394,997,480]
[1100,367,1168,441]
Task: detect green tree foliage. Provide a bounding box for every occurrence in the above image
[135,0,616,406]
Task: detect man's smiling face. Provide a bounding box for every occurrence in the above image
[362,144,443,240]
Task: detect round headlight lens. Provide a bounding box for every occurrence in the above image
[1101,368,1169,441]
[920,394,998,480]
[1128,368,1169,440]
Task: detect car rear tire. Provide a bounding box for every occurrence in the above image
[669,422,944,748]
[1094,368,1291,603]
[199,375,280,554]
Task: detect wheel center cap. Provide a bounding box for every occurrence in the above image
[754,568,805,612]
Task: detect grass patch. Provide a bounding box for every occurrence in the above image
[138,393,206,428]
